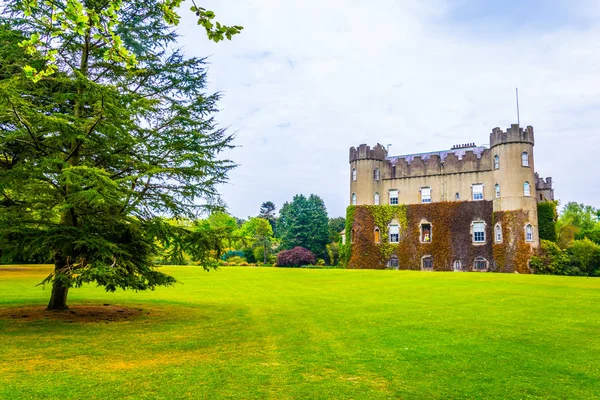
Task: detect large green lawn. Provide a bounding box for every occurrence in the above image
[1,266,599,399]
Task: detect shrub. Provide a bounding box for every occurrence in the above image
[277,247,316,267]
[530,240,570,275]
[268,255,277,264]
[568,238,600,276]
[316,258,326,266]
[239,261,249,266]
[221,250,245,261]
[227,256,246,265]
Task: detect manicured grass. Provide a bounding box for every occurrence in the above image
[1,266,599,399]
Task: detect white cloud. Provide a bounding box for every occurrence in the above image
[177,0,600,218]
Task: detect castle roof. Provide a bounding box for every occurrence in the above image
[387,145,488,165]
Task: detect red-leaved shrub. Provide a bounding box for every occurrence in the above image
[277,247,316,267]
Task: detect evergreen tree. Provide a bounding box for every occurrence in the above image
[278,194,329,259]
[258,201,277,232]
[0,2,237,310]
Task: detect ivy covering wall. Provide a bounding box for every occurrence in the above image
[344,202,504,271]
[492,210,533,274]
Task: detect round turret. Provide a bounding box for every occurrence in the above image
[349,144,387,206]
[490,124,539,248]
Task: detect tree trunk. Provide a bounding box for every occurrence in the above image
[46,256,69,311]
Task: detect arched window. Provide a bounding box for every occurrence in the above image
[352,168,357,181]
[374,168,380,181]
[525,224,534,242]
[453,260,462,271]
[455,192,460,201]
[388,255,399,269]
[474,257,488,271]
[494,155,500,169]
[521,151,529,167]
[374,227,381,243]
[495,224,502,243]
[523,181,531,197]
[495,184,500,199]
[374,192,380,205]
[421,256,433,270]
[351,193,357,205]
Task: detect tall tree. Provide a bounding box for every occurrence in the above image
[258,201,277,232]
[277,194,329,259]
[240,218,273,264]
[0,1,238,310]
[328,217,346,243]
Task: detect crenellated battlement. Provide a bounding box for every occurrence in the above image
[386,146,491,178]
[535,173,553,189]
[490,124,534,148]
[349,143,388,162]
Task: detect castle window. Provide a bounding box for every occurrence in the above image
[540,194,543,201]
[420,187,431,203]
[389,190,398,205]
[388,255,399,269]
[495,184,501,199]
[494,155,499,169]
[474,257,488,271]
[350,229,355,243]
[522,151,529,167]
[525,224,534,242]
[420,222,432,243]
[472,184,484,201]
[352,193,357,205]
[495,224,503,243]
[374,168,380,181]
[389,224,400,243]
[453,260,462,271]
[352,168,357,181]
[374,192,380,205]
[374,227,381,243]
[391,165,396,178]
[472,221,485,243]
[455,192,460,201]
[421,256,433,271]
[524,181,531,197]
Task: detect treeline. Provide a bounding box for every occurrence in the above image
[156,195,345,268]
[533,201,600,276]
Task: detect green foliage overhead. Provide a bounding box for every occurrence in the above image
[277,194,330,259]
[0,2,235,310]
[8,0,242,82]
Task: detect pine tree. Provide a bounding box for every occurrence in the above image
[277,195,329,259]
[0,2,237,310]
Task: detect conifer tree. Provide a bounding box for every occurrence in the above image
[0,1,239,310]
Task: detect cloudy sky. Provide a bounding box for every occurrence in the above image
[177,0,600,219]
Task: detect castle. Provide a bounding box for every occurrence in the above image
[343,123,554,272]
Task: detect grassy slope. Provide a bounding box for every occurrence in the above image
[0,266,598,399]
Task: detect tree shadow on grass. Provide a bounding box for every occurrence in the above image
[0,305,143,323]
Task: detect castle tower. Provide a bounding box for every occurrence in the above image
[349,144,387,205]
[490,124,539,248]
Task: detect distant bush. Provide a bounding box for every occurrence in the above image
[568,238,600,276]
[316,259,326,266]
[227,256,246,265]
[239,261,249,266]
[221,250,245,261]
[277,247,316,267]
